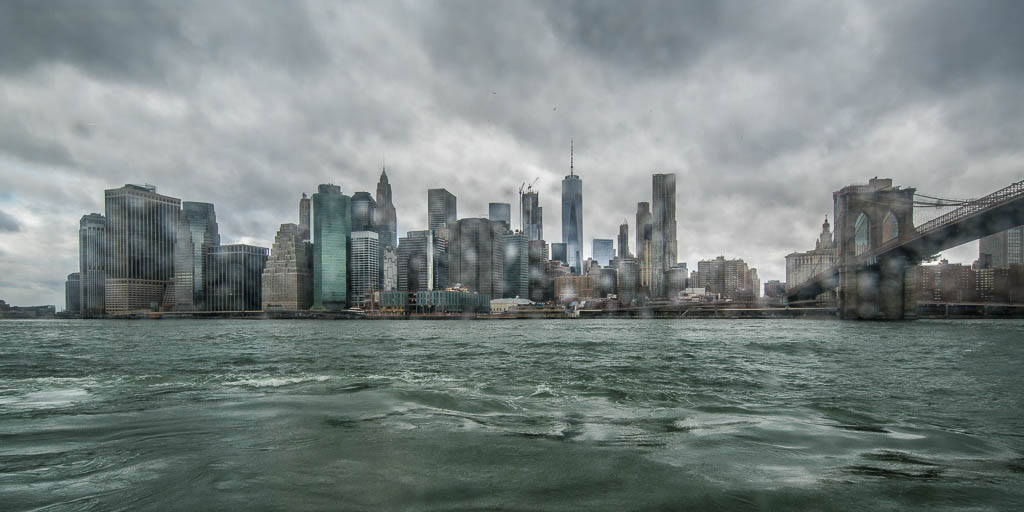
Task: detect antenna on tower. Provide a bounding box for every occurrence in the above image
[570,140,574,177]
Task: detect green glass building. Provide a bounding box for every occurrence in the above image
[312,184,351,310]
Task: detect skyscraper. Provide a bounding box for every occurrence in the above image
[521,190,543,241]
[65,273,80,314]
[551,242,567,263]
[618,223,630,259]
[636,202,653,293]
[380,246,398,292]
[561,141,583,274]
[78,213,105,316]
[262,223,313,310]
[173,202,219,311]
[312,184,351,311]
[374,169,398,249]
[205,244,268,311]
[528,239,550,303]
[104,184,180,315]
[433,236,449,290]
[351,192,377,233]
[428,188,457,236]
[592,239,614,267]
[616,257,639,304]
[489,202,511,232]
[979,226,1024,269]
[398,230,436,292]
[651,173,677,296]
[349,231,380,308]
[449,218,504,297]
[299,192,311,240]
[503,231,528,298]
[636,202,652,261]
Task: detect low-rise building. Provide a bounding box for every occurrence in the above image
[490,297,534,314]
[555,274,595,303]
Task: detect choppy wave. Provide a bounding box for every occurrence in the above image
[1,318,1023,510]
[222,375,331,388]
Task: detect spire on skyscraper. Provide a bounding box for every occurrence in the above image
[570,140,574,177]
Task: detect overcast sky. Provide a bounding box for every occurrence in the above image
[1,0,1022,308]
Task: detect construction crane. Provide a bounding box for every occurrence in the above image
[519,177,540,235]
[518,182,527,232]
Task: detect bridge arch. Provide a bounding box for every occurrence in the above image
[854,213,870,255]
[881,211,899,243]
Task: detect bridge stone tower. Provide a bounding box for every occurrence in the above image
[834,178,917,320]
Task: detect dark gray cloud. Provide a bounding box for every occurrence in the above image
[0,0,327,85]
[0,210,20,232]
[0,0,1021,308]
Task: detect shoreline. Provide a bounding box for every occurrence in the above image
[35,304,1024,320]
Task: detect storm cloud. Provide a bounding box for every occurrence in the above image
[1,0,1022,308]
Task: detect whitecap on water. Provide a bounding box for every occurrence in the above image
[222,375,331,388]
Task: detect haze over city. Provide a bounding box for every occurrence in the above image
[2,0,1023,308]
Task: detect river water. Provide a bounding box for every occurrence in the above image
[1,319,1022,510]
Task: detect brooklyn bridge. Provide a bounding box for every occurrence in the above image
[786,177,1024,319]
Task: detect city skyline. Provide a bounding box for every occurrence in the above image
[2,1,1021,308]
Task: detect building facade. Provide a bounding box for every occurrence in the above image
[79,213,105,316]
[349,231,380,308]
[299,192,311,240]
[350,192,376,233]
[448,218,504,297]
[764,280,786,302]
[428,188,457,235]
[398,230,436,293]
[979,226,1024,269]
[561,151,583,274]
[917,261,972,302]
[489,202,511,232]
[173,202,220,311]
[312,184,351,310]
[666,266,689,299]
[528,239,550,303]
[521,191,543,241]
[618,223,630,259]
[785,216,837,302]
[261,223,313,310]
[694,256,757,301]
[380,290,490,315]
[380,246,398,292]
[592,239,614,267]
[65,273,81,314]
[551,242,567,263]
[555,274,594,303]
[503,231,529,298]
[205,244,268,311]
[103,184,181,314]
[636,201,653,292]
[374,169,398,249]
[616,257,639,304]
[589,267,617,299]
[651,173,677,297]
